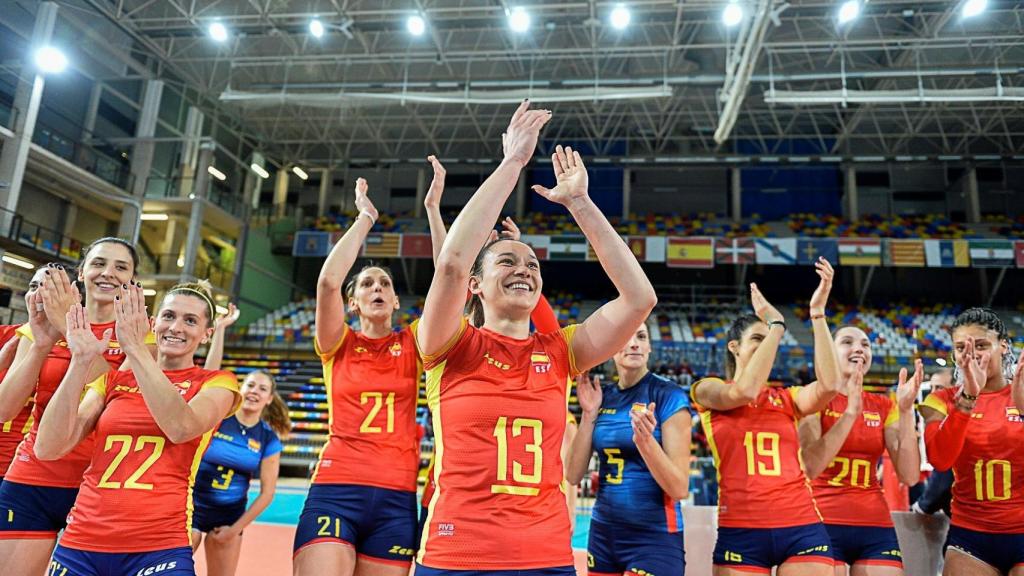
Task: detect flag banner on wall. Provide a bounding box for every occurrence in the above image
[520,234,550,260]
[548,235,588,260]
[715,238,755,265]
[924,239,969,268]
[969,239,1015,267]
[1016,241,1024,268]
[666,237,714,268]
[293,231,330,257]
[363,233,401,258]
[886,239,926,267]
[645,236,667,263]
[797,239,838,265]
[755,238,797,265]
[838,239,882,266]
[627,236,648,261]
[399,234,433,258]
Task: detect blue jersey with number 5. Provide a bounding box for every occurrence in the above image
[194,416,281,507]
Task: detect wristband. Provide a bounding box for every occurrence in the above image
[768,320,786,331]
[810,313,825,320]
[358,211,376,225]
[959,390,978,401]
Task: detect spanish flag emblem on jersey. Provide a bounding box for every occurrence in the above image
[631,402,648,414]
[531,352,551,374]
[863,411,881,427]
[1007,407,1022,423]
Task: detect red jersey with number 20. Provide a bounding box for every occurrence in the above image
[418,321,579,571]
[60,367,240,552]
[0,324,33,477]
[692,379,821,528]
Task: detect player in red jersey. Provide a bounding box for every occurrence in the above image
[0,238,155,576]
[799,325,923,575]
[692,259,840,576]
[415,101,657,575]
[35,281,239,576]
[292,178,423,576]
[919,308,1024,576]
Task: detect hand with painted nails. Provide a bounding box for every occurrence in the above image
[65,303,111,361]
[25,291,61,347]
[809,257,835,317]
[424,155,446,210]
[40,264,80,335]
[750,283,784,325]
[114,283,151,355]
[896,358,924,412]
[501,100,552,167]
[957,336,987,398]
[531,145,589,207]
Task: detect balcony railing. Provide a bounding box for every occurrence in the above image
[138,253,234,290]
[0,206,84,262]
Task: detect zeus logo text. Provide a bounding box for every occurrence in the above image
[135,562,178,576]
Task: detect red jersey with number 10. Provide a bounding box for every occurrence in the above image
[0,324,33,477]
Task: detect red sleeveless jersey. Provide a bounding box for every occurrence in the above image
[417,321,579,571]
[5,323,153,488]
[0,324,33,477]
[811,392,899,527]
[922,386,1024,533]
[312,323,422,492]
[60,367,240,552]
[692,379,822,528]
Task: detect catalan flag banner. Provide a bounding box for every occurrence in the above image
[838,238,882,266]
[666,237,714,269]
[363,233,401,258]
[969,239,1015,268]
[886,239,926,267]
[924,239,969,268]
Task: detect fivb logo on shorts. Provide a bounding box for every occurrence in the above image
[134,562,178,576]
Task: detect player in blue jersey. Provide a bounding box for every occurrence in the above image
[191,369,291,576]
[566,321,692,576]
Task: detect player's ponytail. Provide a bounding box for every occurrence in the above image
[253,370,292,438]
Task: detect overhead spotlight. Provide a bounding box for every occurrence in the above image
[508,7,530,33]
[407,14,426,36]
[292,166,309,180]
[962,0,987,18]
[207,165,227,181]
[250,163,270,179]
[140,213,169,221]
[1,254,35,270]
[935,358,947,367]
[309,18,325,38]
[209,21,228,42]
[838,0,860,24]
[34,46,67,74]
[610,4,631,30]
[722,1,744,27]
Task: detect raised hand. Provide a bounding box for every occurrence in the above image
[26,291,60,347]
[531,145,589,207]
[353,178,378,224]
[896,358,924,411]
[808,257,834,316]
[216,303,240,331]
[501,100,552,166]
[631,402,658,448]
[65,303,111,360]
[750,283,784,324]
[844,363,864,416]
[1011,351,1024,409]
[576,371,603,420]
[956,336,987,398]
[40,264,80,335]
[424,155,446,210]
[115,282,151,355]
[498,216,521,241]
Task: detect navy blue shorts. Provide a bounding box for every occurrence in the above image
[294,483,417,566]
[713,523,833,573]
[191,499,247,534]
[49,545,195,576]
[413,565,576,576]
[0,480,78,538]
[587,517,685,576]
[946,525,1024,574]
[826,524,902,568]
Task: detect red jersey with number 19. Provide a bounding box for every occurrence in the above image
[0,324,33,477]
[60,367,240,552]
[417,321,579,571]
[691,379,821,528]
[312,323,422,492]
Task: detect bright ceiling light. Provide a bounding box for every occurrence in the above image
[722,2,743,27]
[407,14,426,36]
[962,0,987,18]
[838,0,860,24]
[34,46,67,74]
[140,213,169,221]
[292,166,309,180]
[508,7,530,33]
[1,254,35,270]
[250,163,270,179]
[610,4,631,29]
[935,357,947,367]
[142,288,157,297]
[209,21,228,42]
[207,165,227,181]
[309,18,325,38]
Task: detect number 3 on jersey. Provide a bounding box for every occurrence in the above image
[360,391,395,433]
[492,416,543,496]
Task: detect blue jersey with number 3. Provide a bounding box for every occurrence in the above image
[194,416,282,507]
[591,372,690,532]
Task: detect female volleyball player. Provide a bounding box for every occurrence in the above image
[191,368,290,576]
[35,280,239,576]
[293,178,422,576]
[691,258,840,576]
[799,325,923,575]
[920,308,1024,576]
[568,321,692,576]
[0,238,153,576]
[415,101,657,575]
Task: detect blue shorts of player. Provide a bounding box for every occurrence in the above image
[294,484,417,566]
[192,499,247,534]
[825,524,902,568]
[946,525,1024,574]
[49,545,194,576]
[713,523,834,573]
[587,518,685,576]
[414,565,576,575]
[0,480,78,538]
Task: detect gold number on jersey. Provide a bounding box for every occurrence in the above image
[316,515,342,538]
[212,466,236,490]
[827,457,872,489]
[359,392,395,434]
[96,435,166,490]
[742,431,781,477]
[973,459,1012,501]
[47,562,68,576]
[603,448,624,485]
[492,416,543,495]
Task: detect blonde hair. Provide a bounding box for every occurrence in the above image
[166,280,215,325]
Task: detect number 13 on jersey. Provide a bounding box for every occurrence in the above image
[492,416,544,496]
